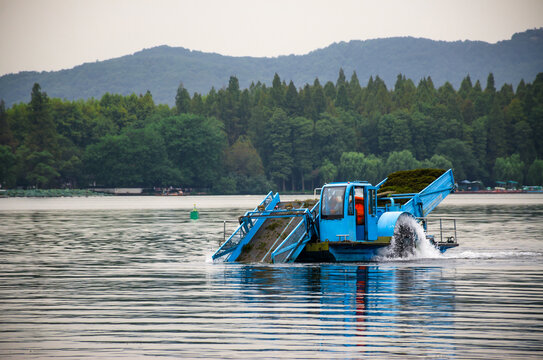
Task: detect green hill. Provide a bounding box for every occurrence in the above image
[1,28,542,106]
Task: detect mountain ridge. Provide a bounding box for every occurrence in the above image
[1,28,542,107]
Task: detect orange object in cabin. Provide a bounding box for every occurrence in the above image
[355,196,364,225]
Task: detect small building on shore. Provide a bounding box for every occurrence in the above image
[91,188,143,195]
[458,180,484,191]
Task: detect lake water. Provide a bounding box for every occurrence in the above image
[1,194,542,359]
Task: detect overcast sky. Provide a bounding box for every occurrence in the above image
[1,0,542,76]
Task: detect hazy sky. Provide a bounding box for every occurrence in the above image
[1,0,542,76]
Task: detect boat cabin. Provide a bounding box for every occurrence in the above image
[319,181,380,243]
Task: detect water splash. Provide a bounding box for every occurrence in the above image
[205,251,215,263]
[378,214,442,260]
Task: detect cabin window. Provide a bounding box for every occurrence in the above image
[368,188,376,215]
[348,187,354,216]
[355,187,365,225]
[321,186,346,219]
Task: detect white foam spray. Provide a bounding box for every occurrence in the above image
[205,251,215,263]
[378,215,442,260]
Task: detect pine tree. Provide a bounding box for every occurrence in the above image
[335,84,349,109]
[323,81,336,101]
[416,77,436,105]
[373,76,391,115]
[300,84,316,120]
[190,93,205,115]
[290,116,313,191]
[498,83,514,108]
[223,76,242,144]
[485,73,496,94]
[472,80,486,118]
[0,100,15,148]
[175,83,191,114]
[312,78,326,117]
[136,90,156,123]
[271,73,284,108]
[268,109,292,191]
[205,87,219,117]
[481,73,496,115]
[284,81,299,116]
[239,89,251,134]
[486,100,507,169]
[227,76,240,100]
[336,68,346,88]
[26,83,58,153]
[458,75,473,99]
[349,71,362,110]
[393,74,416,110]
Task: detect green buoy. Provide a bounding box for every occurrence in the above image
[190,204,199,220]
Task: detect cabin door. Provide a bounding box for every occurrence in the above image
[354,186,365,240]
[366,188,378,240]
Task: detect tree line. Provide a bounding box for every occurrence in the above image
[1,69,543,193]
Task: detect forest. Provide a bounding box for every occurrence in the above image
[1,69,543,194]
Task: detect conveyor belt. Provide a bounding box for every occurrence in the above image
[236,201,313,263]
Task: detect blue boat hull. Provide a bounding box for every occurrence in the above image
[297,241,458,262]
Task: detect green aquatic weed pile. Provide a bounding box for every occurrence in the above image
[378,169,446,195]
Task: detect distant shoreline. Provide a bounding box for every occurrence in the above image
[2,188,542,198]
[0,189,110,197]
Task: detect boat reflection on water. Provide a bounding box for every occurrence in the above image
[213,264,456,357]
[318,265,455,353]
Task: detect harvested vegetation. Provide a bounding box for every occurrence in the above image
[378,169,446,195]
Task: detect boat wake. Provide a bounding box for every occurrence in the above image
[442,250,542,260]
[372,216,542,262]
